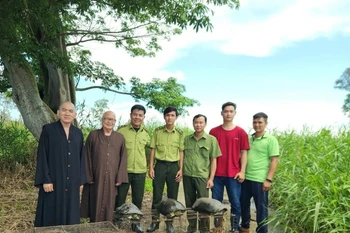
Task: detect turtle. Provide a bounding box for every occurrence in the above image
[192,197,227,215]
[113,203,143,229]
[157,198,187,218]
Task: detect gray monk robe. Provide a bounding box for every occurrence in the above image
[34,121,86,227]
[80,129,128,222]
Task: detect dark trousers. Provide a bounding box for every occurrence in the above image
[115,173,146,210]
[183,176,210,232]
[241,180,269,233]
[151,160,179,220]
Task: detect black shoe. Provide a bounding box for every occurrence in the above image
[165,222,175,233]
[132,223,144,233]
[146,222,159,232]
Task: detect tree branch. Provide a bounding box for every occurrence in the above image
[64,22,157,36]
[66,33,159,46]
[76,85,132,95]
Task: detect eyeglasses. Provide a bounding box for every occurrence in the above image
[103,117,116,122]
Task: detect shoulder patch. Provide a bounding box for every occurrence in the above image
[176,128,183,135]
[154,126,165,131]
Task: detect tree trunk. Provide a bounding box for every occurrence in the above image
[41,35,76,113]
[3,57,57,141]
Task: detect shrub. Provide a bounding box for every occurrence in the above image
[0,119,37,170]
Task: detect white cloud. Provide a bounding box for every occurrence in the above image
[83,0,350,82]
[206,0,350,56]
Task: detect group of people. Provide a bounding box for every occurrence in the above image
[34,101,279,233]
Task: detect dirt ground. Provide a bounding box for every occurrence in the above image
[0,167,275,233]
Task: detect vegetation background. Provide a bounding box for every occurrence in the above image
[0,98,349,232]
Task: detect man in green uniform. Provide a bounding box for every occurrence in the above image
[183,114,221,233]
[116,104,151,233]
[147,106,185,233]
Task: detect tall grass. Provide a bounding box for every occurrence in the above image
[0,119,37,170]
[270,127,350,232]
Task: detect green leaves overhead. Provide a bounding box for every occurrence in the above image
[0,0,238,130]
[130,77,200,115]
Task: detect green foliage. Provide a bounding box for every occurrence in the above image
[130,77,200,115]
[0,0,237,120]
[0,119,37,170]
[76,98,110,138]
[144,177,153,193]
[335,68,350,115]
[270,128,350,232]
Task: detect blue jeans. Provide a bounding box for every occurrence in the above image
[211,176,241,230]
[241,180,269,233]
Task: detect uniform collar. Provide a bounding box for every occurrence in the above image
[190,131,208,139]
[128,122,145,131]
[162,125,176,133]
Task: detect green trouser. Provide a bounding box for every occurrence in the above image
[183,175,210,233]
[151,160,179,220]
[115,173,146,210]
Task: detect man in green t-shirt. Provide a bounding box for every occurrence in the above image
[115,104,151,233]
[147,106,185,233]
[183,114,221,233]
[240,112,279,233]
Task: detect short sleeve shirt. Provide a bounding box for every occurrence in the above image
[209,125,250,177]
[183,132,221,178]
[151,126,185,162]
[117,123,151,173]
[246,132,279,182]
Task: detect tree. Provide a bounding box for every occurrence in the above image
[335,68,350,116]
[0,0,239,140]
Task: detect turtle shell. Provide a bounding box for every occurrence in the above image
[157,198,186,218]
[114,202,143,220]
[192,197,227,215]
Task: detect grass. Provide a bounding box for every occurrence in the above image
[269,127,350,232]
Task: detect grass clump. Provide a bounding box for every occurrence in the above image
[270,128,350,233]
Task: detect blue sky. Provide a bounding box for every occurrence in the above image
[79,0,350,133]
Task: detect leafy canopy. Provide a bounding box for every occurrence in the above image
[0,0,239,115]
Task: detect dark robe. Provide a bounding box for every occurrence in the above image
[34,121,87,227]
[80,129,128,222]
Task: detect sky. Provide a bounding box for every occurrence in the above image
[78,0,350,134]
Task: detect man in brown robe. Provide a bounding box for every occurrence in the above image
[80,111,128,222]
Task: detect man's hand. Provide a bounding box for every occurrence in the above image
[262,181,271,191]
[234,172,245,183]
[115,183,121,186]
[175,169,182,182]
[148,168,155,179]
[206,179,214,189]
[43,183,54,192]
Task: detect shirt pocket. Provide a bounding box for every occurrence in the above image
[170,141,180,154]
[156,143,166,153]
[125,141,134,151]
[184,145,194,156]
[199,146,210,168]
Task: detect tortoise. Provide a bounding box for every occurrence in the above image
[113,203,143,229]
[157,198,187,218]
[192,197,227,215]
